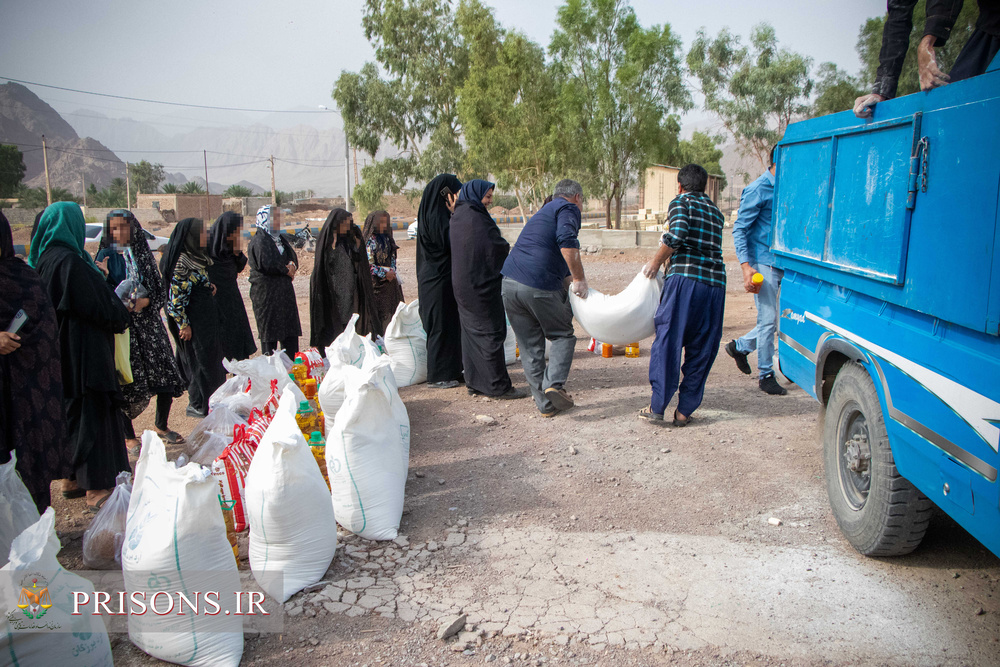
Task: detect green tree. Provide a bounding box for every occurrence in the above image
[550,0,690,228]
[91,178,127,207]
[128,160,166,197]
[333,0,469,212]
[687,23,813,169]
[856,1,977,98]
[0,145,26,197]
[224,184,254,198]
[811,62,866,117]
[161,183,179,194]
[180,181,205,194]
[457,1,558,216]
[16,186,80,207]
[675,131,727,191]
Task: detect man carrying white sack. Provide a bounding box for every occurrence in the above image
[501,179,588,418]
[638,164,726,427]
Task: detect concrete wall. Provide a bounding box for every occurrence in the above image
[136,194,224,222]
[0,208,44,226]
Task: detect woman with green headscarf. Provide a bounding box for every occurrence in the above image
[160,218,225,419]
[29,201,132,511]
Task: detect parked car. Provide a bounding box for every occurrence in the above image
[407,219,418,240]
[85,223,169,252]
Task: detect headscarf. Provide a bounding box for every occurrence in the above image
[209,211,243,262]
[458,179,495,205]
[0,211,13,261]
[99,209,144,284]
[158,218,210,296]
[256,205,283,252]
[417,174,462,234]
[27,201,101,274]
[362,209,397,250]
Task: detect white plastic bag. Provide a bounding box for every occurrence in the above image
[0,508,114,666]
[245,388,337,602]
[319,313,386,431]
[328,344,410,540]
[124,432,243,667]
[224,352,303,409]
[384,300,428,386]
[569,271,664,345]
[82,471,132,569]
[0,453,40,568]
[209,374,253,419]
[185,404,248,465]
[504,320,517,366]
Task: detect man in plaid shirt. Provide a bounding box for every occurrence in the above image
[638,164,726,427]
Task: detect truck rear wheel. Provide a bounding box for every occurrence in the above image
[824,361,933,556]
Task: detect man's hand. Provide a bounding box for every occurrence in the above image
[286,262,297,279]
[741,263,761,294]
[179,325,192,341]
[570,280,589,299]
[386,268,397,282]
[853,93,886,118]
[918,34,949,91]
[642,261,661,279]
[0,332,21,355]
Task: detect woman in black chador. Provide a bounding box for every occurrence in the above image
[416,174,464,388]
[247,204,301,357]
[207,211,257,362]
[310,208,382,353]
[160,218,225,419]
[450,179,524,399]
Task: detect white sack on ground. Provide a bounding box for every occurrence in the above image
[123,432,243,667]
[0,453,40,568]
[319,313,385,430]
[384,300,428,386]
[504,321,517,366]
[569,271,663,345]
[246,387,337,603]
[327,344,410,541]
[0,508,114,666]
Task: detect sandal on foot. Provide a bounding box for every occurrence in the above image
[62,488,86,499]
[157,430,185,445]
[86,494,111,513]
[637,406,666,424]
[672,410,693,427]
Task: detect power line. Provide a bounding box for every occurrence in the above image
[1,76,333,114]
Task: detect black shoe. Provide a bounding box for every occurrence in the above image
[494,386,528,400]
[430,380,460,389]
[467,387,484,396]
[759,372,788,396]
[186,406,208,419]
[726,340,752,375]
[544,386,575,411]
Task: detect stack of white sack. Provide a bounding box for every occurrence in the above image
[319,313,385,430]
[245,387,337,603]
[327,342,410,541]
[569,270,664,345]
[1,508,114,666]
[0,453,40,568]
[123,432,243,667]
[383,300,428,387]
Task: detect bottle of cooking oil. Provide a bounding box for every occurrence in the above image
[295,400,318,437]
[625,342,640,358]
[292,358,308,385]
[308,431,330,490]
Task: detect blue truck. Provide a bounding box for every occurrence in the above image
[771,53,1000,557]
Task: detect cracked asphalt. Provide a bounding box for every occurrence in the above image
[50,239,998,666]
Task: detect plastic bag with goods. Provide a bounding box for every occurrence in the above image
[0,452,40,568]
[327,343,410,540]
[184,404,248,465]
[245,388,337,602]
[318,312,387,429]
[123,432,243,667]
[504,318,517,366]
[383,300,428,386]
[225,350,304,408]
[208,374,252,418]
[82,471,132,569]
[0,508,114,666]
[569,270,664,345]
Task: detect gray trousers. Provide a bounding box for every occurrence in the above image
[501,277,577,413]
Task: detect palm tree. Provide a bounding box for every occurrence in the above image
[162,183,179,194]
[224,184,254,198]
[180,181,205,194]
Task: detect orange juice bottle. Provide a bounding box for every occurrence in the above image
[601,343,613,358]
[302,377,318,401]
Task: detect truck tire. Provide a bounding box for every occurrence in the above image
[824,361,933,556]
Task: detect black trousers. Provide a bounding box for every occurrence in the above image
[122,393,173,438]
[950,29,1000,83]
[261,337,299,358]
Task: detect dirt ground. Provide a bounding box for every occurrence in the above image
[47,240,1000,667]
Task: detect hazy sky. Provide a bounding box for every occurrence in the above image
[1,0,886,136]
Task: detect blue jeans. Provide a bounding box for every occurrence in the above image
[736,264,783,378]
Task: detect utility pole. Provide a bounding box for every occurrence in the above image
[353,146,359,187]
[344,138,351,211]
[269,155,276,205]
[41,135,52,205]
[125,161,131,208]
[203,150,211,219]
[81,174,86,208]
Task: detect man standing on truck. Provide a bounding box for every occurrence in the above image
[726,147,787,396]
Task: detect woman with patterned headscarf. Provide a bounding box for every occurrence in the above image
[29,202,131,511]
[247,204,301,357]
[96,209,185,451]
[208,211,256,361]
[362,209,404,328]
[160,218,225,418]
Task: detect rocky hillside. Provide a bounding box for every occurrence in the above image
[0,82,125,194]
